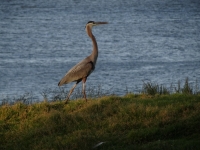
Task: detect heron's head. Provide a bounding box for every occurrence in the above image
[85,21,108,30]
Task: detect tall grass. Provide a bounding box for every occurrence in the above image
[142,77,200,96]
[142,81,170,95]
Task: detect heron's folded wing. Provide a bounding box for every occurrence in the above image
[58,61,94,86]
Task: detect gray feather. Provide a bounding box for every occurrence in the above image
[58,57,94,86]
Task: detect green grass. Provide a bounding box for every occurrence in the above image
[1,94,200,150]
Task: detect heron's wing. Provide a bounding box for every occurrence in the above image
[58,59,94,86]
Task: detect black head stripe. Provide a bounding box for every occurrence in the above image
[87,21,95,24]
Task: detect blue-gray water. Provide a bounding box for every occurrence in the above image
[0,0,200,101]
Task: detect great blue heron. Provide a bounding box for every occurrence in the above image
[58,21,108,103]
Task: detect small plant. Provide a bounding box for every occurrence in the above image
[195,79,200,95]
[142,81,170,96]
[182,77,193,94]
[174,80,181,93]
[142,81,158,95]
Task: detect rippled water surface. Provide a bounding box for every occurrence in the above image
[0,0,200,100]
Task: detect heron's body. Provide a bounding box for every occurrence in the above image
[58,21,107,103]
[58,56,95,85]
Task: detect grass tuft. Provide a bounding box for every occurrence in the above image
[142,81,170,96]
[142,77,199,96]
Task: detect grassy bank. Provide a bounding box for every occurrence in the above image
[1,93,200,149]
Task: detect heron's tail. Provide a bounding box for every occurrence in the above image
[58,76,70,86]
[58,78,65,86]
[58,80,67,86]
[58,81,62,86]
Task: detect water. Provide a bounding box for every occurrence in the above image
[0,0,200,101]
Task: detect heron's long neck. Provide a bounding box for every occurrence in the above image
[87,26,98,65]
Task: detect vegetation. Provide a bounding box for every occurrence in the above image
[0,78,200,149]
[142,77,199,96]
[0,93,200,150]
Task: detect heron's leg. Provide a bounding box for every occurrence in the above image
[65,81,80,104]
[82,78,87,102]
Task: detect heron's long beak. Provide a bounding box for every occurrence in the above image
[94,22,108,25]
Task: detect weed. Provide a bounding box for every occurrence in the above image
[142,81,170,96]
[142,78,200,96]
[182,77,193,94]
